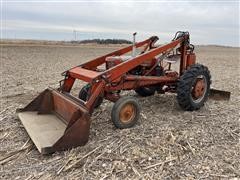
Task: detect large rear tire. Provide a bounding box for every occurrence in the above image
[177,64,211,111]
[111,96,140,129]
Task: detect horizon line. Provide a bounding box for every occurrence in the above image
[1,38,239,48]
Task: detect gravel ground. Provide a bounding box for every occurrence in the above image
[0,44,239,179]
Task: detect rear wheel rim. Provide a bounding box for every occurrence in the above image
[119,103,136,123]
[191,75,207,103]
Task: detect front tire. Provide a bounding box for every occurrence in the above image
[111,96,140,129]
[78,84,103,108]
[177,64,211,111]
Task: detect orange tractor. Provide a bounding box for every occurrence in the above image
[17,31,230,154]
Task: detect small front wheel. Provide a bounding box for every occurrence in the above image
[111,96,140,129]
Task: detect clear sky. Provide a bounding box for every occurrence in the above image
[1,0,239,46]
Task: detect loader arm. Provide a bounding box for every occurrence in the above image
[101,37,184,82]
[79,38,152,69]
[61,36,157,92]
[65,35,186,80]
[62,35,187,93]
[62,34,188,111]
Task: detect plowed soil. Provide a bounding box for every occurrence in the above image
[0,44,239,179]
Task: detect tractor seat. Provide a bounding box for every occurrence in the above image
[107,55,132,61]
[163,54,180,64]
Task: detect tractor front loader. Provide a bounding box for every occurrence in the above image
[17,31,230,154]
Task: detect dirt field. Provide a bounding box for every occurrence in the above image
[0,44,239,179]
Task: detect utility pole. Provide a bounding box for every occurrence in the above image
[73,30,77,41]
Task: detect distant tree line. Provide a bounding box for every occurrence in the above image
[71,39,132,44]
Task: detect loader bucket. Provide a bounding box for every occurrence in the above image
[17,88,91,154]
[209,88,231,101]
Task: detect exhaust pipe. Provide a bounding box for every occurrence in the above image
[132,32,137,57]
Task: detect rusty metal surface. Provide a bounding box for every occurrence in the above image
[17,88,91,154]
[209,88,231,101]
[120,103,136,123]
[69,67,100,82]
[186,53,196,67]
[193,79,206,99]
[105,75,178,91]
